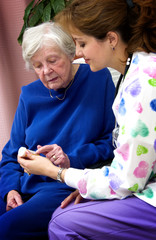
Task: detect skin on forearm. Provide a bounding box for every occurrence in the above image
[48,166,67,182]
[18,152,68,182]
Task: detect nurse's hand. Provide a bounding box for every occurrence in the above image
[61,189,84,208]
[18,151,59,178]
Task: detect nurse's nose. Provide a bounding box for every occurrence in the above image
[76,46,83,58]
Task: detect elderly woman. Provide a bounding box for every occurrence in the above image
[0,22,115,240]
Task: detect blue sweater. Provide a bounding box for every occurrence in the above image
[0,64,115,199]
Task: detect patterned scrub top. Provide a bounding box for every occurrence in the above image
[65,51,156,207]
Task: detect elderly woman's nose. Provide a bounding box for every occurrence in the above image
[43,64,53,74]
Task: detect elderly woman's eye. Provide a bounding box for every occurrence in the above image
[49,60,56,64]
[33,63,41,69]
[36,65,42,69]
[48,57,58,64]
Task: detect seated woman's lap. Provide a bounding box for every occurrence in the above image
[49,196,156,240]
[0,196,7,215]
[0,184,73,240]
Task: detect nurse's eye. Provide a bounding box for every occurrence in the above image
[80,42,86,48]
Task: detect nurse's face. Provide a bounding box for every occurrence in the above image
[72,33,112,72]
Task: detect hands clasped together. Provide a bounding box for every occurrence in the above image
[18,149,56,177]
[18,144,70,176]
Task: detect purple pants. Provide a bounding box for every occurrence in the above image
[49,196,156,239]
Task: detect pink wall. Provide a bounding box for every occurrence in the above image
[0,1,120,161]
[0,0,36,159]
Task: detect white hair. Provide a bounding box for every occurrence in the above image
[22,22,76,69]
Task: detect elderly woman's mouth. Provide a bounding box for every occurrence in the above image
[47,77,58,82]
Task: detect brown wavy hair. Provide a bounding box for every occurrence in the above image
[55,0,156,55]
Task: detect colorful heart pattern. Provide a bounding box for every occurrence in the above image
[128,183,139,192]
[143,66,156,79]
[109,173,123,190]
[111,160,123,170]
[135,102,143,113]
[121,125,125,134]
[78,179,87,195]
[133,161,149,178]
[150,99,156,111]
[137,187,154,199]
[154,139,156,152]
[148,78,156,87]
[116,143,129,161]
[110,186,116,195]
[125,78,142,97]
[136,145,148,156]
[118,98,126,115]
[131,119,149,137]
[103,167,109,176]
[132,55,139,64]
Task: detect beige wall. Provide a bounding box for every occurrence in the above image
[0,0,36,159]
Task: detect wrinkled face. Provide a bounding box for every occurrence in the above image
[31,45,73,90]
[72,33,112,72]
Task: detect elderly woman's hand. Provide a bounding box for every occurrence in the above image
[36,144,70,168]
[6,190,23,211]
[18,150,59,178]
